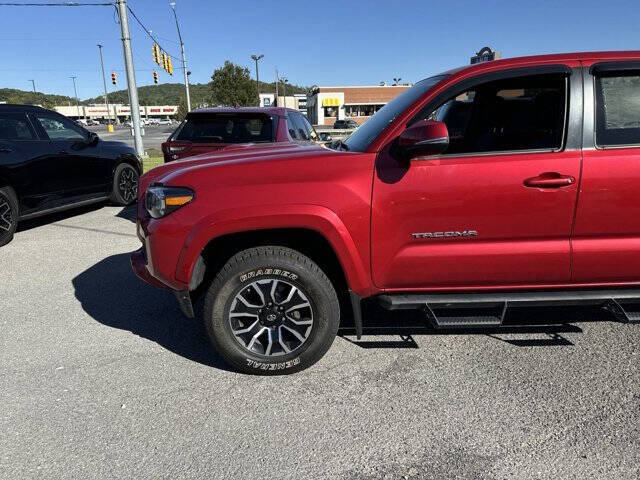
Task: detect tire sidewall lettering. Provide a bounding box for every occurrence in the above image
[239,268,298,283]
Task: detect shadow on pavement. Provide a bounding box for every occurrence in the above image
[115,204,137,223]
[17,202,106,232]
[73,252,615,367]
[72,252,233,371]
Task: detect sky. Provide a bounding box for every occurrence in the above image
[0,0,638,100]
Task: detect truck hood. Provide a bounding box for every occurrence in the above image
[138,142,333,198]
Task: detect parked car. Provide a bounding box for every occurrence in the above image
[161,107,319,162]
[132,51,640,375]
[157,118,174,125]
[0,104,141,246]
[333,119,359,129]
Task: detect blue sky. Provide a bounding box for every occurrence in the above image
[0,0,638,100]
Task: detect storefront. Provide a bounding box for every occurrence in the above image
[306,84,410,126]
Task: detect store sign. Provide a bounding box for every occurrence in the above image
[471,47,499,64]
[322,98,340,107]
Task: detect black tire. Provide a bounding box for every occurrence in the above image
[203,246,340,375]
[110,163,139,206]
[0,186,18,247]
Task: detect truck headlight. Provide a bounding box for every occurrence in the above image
[145,186,194,219]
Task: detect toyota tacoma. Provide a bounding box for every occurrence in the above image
[132,51,640,374]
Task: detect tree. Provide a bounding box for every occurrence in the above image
[210,61,257,106]
[175,97,188,121]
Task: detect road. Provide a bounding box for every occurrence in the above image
[1,205,639,479]
[87,124,176,153]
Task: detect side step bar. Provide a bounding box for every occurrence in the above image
[378,289,640,328]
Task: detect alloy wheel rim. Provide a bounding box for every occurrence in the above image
[0,195,12,233]
[228,278,314,357]
[118,167,138,203]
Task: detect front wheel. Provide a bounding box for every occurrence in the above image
[110,163,139,206]
[203,246,340,375]
[0,186,18,247]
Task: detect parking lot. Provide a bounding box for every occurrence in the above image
[0,205,638,479]
[86,124,175,152]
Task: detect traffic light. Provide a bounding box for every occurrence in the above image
[111,71,116,85]
[153,70,158,84]
[152,43,160,64]
[167,57,173,76]
[161,52,168,72]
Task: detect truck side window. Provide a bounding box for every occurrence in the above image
[419,73,567,155]
[594,72,640,147]
[292,114,310,140]
[286,116,298,139]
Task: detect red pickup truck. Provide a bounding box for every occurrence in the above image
[133,51,640,374]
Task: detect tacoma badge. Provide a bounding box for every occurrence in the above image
[412,230,478,239]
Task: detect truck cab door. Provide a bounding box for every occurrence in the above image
[571,62,640,283]
[371,66,583,290]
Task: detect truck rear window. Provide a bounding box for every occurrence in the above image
[174,114,276,143]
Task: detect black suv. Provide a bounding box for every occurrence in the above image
[0,105,141,246]
[333,119,359,129]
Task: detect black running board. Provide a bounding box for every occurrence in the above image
[378,289,640,328]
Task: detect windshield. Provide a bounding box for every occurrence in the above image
[343,75,447,152]
[174,113,276,144]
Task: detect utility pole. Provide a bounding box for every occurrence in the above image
[97,44,112,127]
[28,79,36,93]
[170,2,191,112]
[70,76,81,119]
[251,54,263,105]
[115,0,144,157]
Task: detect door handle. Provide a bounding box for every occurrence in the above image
[58,150,69,155]
[524,172,575,189]
[0,147,11,153]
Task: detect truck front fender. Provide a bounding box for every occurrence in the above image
[174,204,373,297]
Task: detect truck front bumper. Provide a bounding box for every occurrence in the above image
[130,247,195,319]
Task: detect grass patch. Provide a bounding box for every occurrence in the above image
[143,156,163,173]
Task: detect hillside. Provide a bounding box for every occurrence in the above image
[1,80,309,109]
[0,88,78,109]
[84,80,309,106]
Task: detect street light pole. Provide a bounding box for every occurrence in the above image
[97,44,112,126]
[28,79,36,93]
[281,76,288,108]
[251,54,263,106]
[275,67,279,105]
[170,2,191,112]
[70,76,81,119]
[115,0,144,157]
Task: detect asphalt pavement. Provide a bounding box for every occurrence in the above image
[1,205,639,479]
[87,124,176,152]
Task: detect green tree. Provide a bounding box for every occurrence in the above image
[175,97,188,121]
[210,61,257,106]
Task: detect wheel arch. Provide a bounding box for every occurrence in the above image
[190,227,359,332]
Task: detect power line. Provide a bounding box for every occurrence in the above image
[126,4,179,60]
[0,2,113,6]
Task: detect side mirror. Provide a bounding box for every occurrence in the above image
[398,119,449,158]
[87,131,99,146]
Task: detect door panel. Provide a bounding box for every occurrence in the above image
[572,148,640,282]
[30,114,109,201]
[571,65,640,283]
[372,150,581,289]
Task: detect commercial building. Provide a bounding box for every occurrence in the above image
[306,84,410,126]
[54,104,178,123]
